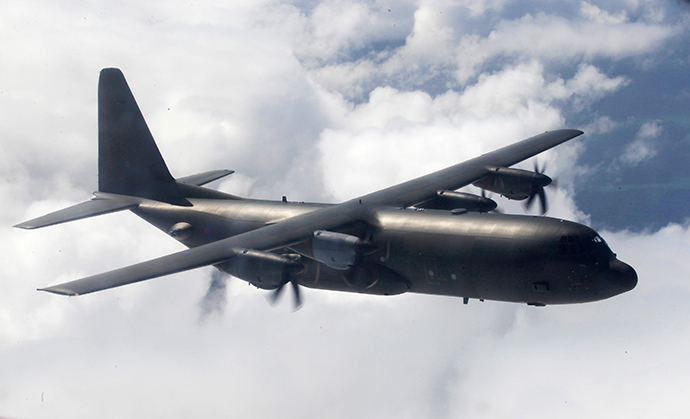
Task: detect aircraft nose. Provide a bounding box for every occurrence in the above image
[607,257,638,292]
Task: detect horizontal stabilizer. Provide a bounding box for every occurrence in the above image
[14,193,140,230]
[176,169,234,186]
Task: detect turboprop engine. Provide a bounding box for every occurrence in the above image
[220,249,304,290]
[472,166,551,199]
[311,230,376,270]
[472,164,554,214]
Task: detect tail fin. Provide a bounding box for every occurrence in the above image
[98,68,190,206]
[14,69,240,230]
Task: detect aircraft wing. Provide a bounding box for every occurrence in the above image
[353,129,582,208]
[40,129,583,296]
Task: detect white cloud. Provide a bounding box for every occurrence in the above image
[580,1,629,24]
[343,87,435,130]
[621,138,657,165]
[404,0,456,58]
[584,115,621,135]
[453,13,680,83]
[460,0,510,16]
[620,120,662,166]
[636,119,663,140]
[303,0,373,58]
[2,0,689,418]
[299,2,678,98]
[561,63,630,107]
[317,61,628,207]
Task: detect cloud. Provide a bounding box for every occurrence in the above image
[580,1,629,24]
[453,13,680,83]
[301,2,679,101]
[621,139,656,166]
[294,0,378,62]
[317,61,626,214]
[2,0,690,418]
[636,119,664,140]
[583,115,621,135]
[620,120,662,166]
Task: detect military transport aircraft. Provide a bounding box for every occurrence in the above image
[15,68,637,308]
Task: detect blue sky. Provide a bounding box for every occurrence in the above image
[2,1,690,418]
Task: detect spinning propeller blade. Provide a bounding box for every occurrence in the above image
[525,160,554,215]
[269,275,303,311]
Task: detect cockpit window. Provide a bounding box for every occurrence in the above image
[559,235,586,255]
[559,234,610,257]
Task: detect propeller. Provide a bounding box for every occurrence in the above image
[269,273,303,311]
[525,160,555,215]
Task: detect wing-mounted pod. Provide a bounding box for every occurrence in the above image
[416,190,497,213]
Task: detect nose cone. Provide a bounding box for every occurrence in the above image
[607,257,638,294]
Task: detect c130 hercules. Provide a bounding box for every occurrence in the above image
[15,68,637,309]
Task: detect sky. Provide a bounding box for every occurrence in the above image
[2,0,690,418]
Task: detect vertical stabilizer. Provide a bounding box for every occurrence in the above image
[98,68,190,206]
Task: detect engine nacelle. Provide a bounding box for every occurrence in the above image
[472,166,551,200]
[312,230,376,270]
[219,249,304,290]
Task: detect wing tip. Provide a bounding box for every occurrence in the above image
[544,128,584,136]
[13,222,34,230]
[38,287,78,296]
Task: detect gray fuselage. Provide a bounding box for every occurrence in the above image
[132,198,637,306]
